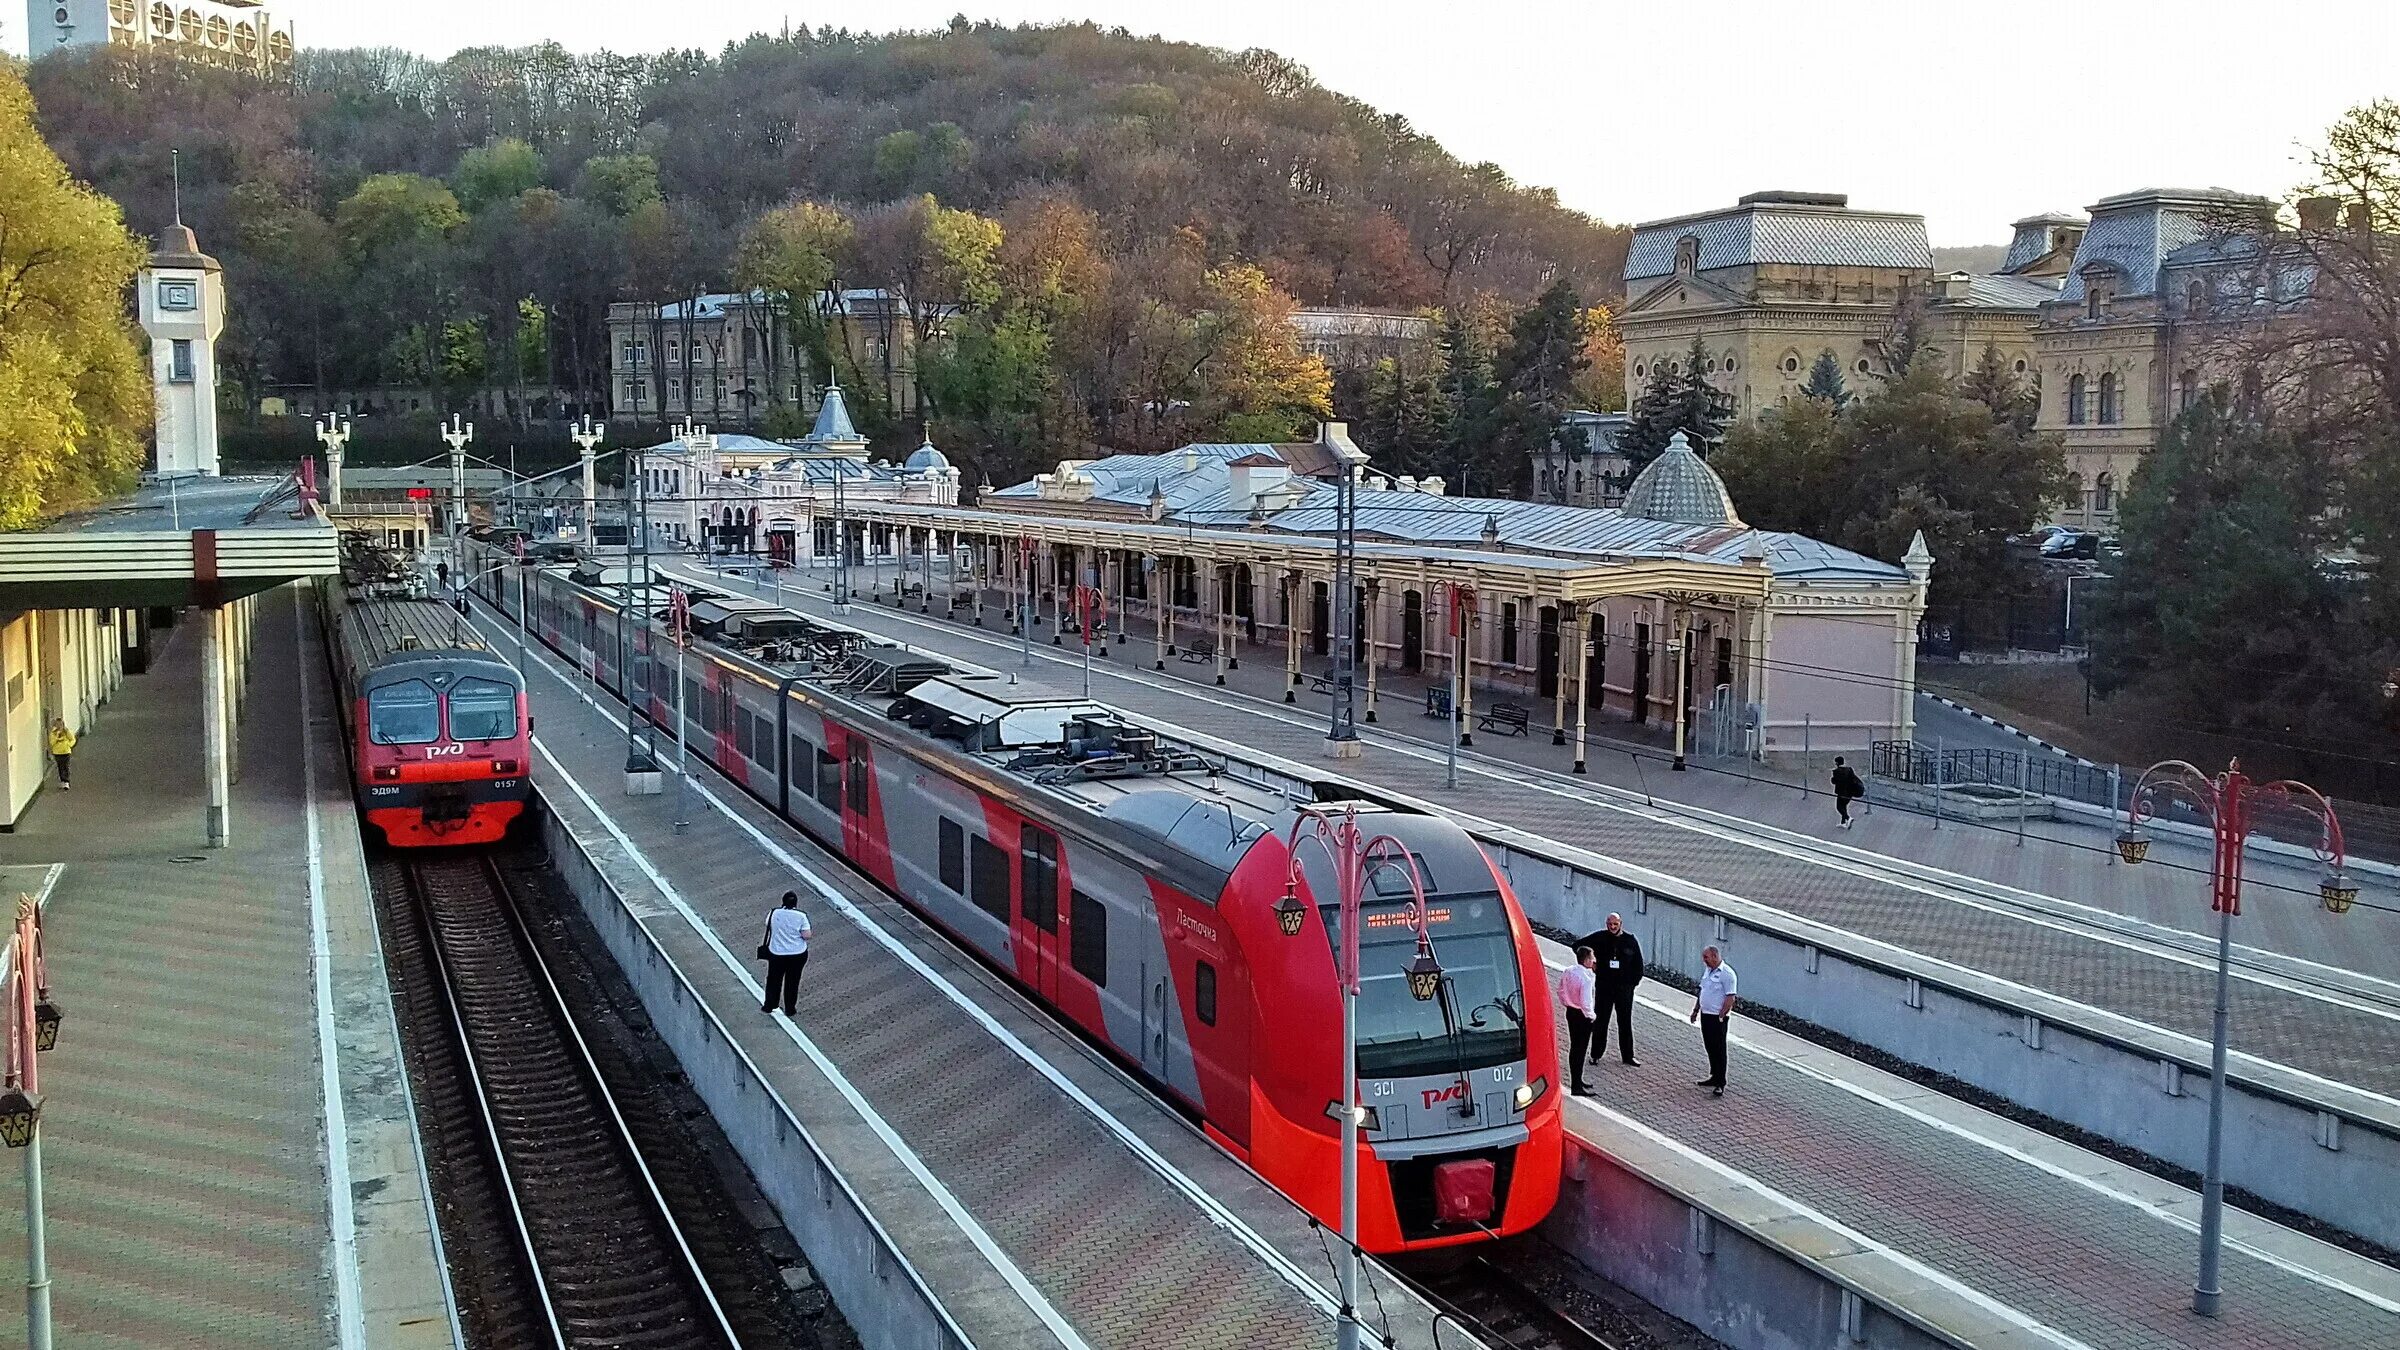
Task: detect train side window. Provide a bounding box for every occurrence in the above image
[814,748,840,811]
[1020,826,1058,933]
[446,676,518,742]
[734,704,754,759]
[1194,961,1217,1027]
[1070,890,1107,987]
[845,754,869,814]
[368,680,440,745]
[791,734,813,784]
[699,680,719,734]
[939,819,965,892]
[969,834,1010,923]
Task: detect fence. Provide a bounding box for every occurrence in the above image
[1870,739,2400,864]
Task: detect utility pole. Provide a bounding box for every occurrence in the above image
[440,414,473,583]
[623,447,661,795]
[1327,434,1365,758]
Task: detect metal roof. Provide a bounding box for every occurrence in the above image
[807,385,863,445]
[989,445,1274,514]
[1627,199,1932,281]
[0,475,339,608]
[1619,433,1742,527]
[1952,273,2061,310]
[2056,189,2267,303]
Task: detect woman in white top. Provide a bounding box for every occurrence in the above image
[761,891,814,1016]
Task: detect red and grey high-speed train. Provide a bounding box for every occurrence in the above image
[323,549,532,847]
[469,541,1561,1253]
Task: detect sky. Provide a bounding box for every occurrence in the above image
[32,0,2398,245]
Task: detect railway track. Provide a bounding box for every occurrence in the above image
[377,853,742,1350]
[1414,1253,1622,1350]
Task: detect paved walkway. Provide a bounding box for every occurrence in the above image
[497,603,1466,1350]
[0,592,452,1350]
[670,562,2400,1103]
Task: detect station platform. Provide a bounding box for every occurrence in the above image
[0,585,454,1349]
[667,558,2400,1105]
[484,604,1474,1349]
[633,556,2400,1350]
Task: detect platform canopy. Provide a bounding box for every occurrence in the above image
[0,475,340,610]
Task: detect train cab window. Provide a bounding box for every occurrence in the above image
[1070,890,1107,987]
[368,680,440,745]
[969,834,1010,923]
[1194,961,1217,1027]
[446,677,518,742]
[940,819,965,892]
[1020,827,1059,932]
[814,748,841,811]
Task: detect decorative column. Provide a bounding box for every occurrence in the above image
[1552,601,1572,745]
[1363,579,1381,723]
[570,415,604,541]
[1284,571,1301,702]
[1899,530,1934,745]
[1574,613,1592,775]
[314,415,351,508]
[1457,588,1477,749]
[1153,555,1169,670]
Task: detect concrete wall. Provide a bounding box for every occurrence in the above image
[1478,830,2400,1251]
[0,607,134,829]
[1548,1135,1972,1350]
[539,802,974,1350]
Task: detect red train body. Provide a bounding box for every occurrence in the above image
[324,577,531,847]
[474,543,1562,1253]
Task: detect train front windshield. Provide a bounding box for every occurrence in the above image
[1336,895,1527,1077]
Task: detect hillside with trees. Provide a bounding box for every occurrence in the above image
[25,20,1628,488]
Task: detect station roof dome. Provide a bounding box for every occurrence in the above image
[1620,432,1744,528]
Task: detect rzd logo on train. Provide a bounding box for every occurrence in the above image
[1421,1082,1467,1110]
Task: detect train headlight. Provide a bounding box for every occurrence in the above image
[1513,1076,1547,1112]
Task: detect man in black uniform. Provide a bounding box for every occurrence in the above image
[1577,912,1644,1066]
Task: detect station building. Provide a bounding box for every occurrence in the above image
[839,422,1929,759]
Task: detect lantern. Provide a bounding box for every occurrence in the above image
[1273,888,1307,938]
[1405,947,1445,1002]
[32,997,60,1053]
[2321,871,2359,915]
[0,1088,38,1148]
[2114,831,2151,865]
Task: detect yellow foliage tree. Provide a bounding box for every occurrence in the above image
[0,63,149,528]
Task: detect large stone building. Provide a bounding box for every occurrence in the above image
[29,0,293,71]
[605,289,923,429]
[2026,187,2279,528]
[1617,191,2061,424]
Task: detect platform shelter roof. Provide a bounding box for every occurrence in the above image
[0,474,339,609]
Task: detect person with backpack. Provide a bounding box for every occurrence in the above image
[1831,756,1865,829]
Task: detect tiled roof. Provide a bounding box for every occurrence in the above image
[1620,433,1742,527]
[1627,201,1931,281]
[2000,213,2084,274]
[2055,189,2265,303]
[988,445,1275,513]
[807,385,863,445]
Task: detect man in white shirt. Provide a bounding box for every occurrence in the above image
[1689,946,1738,1096]
[1558,947,1599,1097]
[761,890,814,1016]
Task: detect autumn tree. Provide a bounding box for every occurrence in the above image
[1572,304,1625,413]
[732,200,854,418]
[0,63,148,525]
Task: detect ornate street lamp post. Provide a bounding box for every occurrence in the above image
[1,896,57,1350]
[1270,804,1442,1350]
[2113,758,2353,1317]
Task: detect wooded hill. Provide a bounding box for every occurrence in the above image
[27,19,1629,451]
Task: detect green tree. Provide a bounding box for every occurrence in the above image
[732,200,853,412]
[1354,357,1448,479]
[1714,361,2069,618]
[1960,342,2037,436]
[2091,394,2362,726]
[574,153,662,216]
[0,64,148,525]
[1801,350,1849,407]
[1434,309,1500,490]
[335,173,466,403]
[1483,280,1590,496]
[1620,335,1733,471]
[452,138,543,214]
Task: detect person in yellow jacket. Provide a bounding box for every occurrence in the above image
[47,719,74,791]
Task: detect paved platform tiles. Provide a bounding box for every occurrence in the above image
[675,562,2400,1102]
[507,624,1459,1350]
[0,590,453,1350]
[1544,939,2400,1350]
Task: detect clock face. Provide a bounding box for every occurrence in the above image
[159,281,198,312]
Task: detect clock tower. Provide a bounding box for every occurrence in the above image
[137,221,225,479]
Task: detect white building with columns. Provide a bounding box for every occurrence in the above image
[632,386,960,555]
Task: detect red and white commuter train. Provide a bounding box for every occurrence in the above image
[468,541,1562,1253]
[323,543,532,847]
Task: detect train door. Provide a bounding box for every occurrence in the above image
[1020,824,1062,1004]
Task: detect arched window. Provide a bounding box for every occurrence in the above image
[2093,472,2114,513]
[2178,369,2198,411]
[2067,374,2087,425]
[2186,281,2207,316]
[2097,372,2119,423]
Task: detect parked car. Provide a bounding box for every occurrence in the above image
[2042,530,2101,560]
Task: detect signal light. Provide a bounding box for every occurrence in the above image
[491,759,519,774]
[372,765,401,781]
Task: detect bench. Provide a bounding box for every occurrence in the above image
[1477,700,1533,737]
[1176,638,1216,664]
[1424,686,1452,719]
[1309,668,1343,694]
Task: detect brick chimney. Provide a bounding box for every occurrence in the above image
[2298,196,2339,231]
[2347,200,2373,234]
